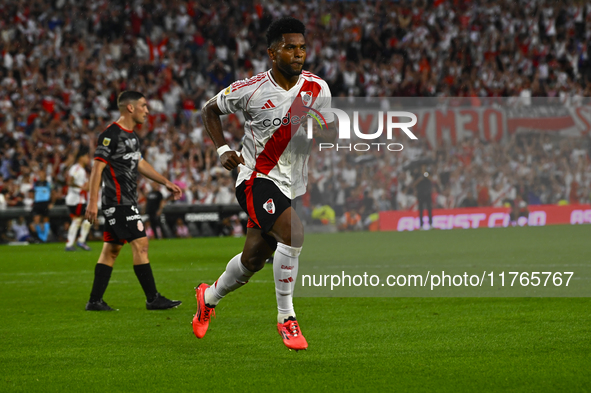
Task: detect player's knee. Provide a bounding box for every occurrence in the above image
[100,247,120,265]
[240,254,266,272]
[134,239,149,253]
[272,221,304,247]
[109,247,122,260]
[284,223,304,247]
[138,245,149,256]
[291,228,304,247]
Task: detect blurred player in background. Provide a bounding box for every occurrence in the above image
[84,91,183,311]
[192,17,336,351]
[145,181,166,239]
[413,165,433,230]
[65,148,92,251]
[31,169,53,224]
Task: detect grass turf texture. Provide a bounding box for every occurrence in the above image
[0,226,589,392]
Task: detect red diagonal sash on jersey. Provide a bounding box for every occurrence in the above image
[243,79,322,228]
[254,80,322,175]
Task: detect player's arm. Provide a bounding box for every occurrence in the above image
[202,98,244,170]
[85,160,107,224]
[313,85,338,143]
[312,121,337,144]
[49,185,57,209]
[138,159,182,200]
[157,198,166,216]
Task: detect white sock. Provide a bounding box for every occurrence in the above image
[204,253,254,306]
[67,217,82,247]
[274,243,301,323]
[78,220,91,243]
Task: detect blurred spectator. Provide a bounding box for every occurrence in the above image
[339,209,363,231]
[511,198,530,226]
[230,215,244,237]
[1,0,591,239]
[29,215,51,243]
[459,191,478,208]
[175,218,190,238]
[31,170,53,221]
[0,189,7,210]
[11,216,33,242]
[311,204,336,225]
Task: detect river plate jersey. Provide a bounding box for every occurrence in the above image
[65,163,88,205]
[94,123,142,206]
[216,70,334,199]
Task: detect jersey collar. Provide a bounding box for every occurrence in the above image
[267,70,303,92]
[113,122,134,133]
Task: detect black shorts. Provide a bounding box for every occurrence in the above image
[102,205,146,245]
[67,204,87,217]
[32,202,50,217]
[236,177,291,234]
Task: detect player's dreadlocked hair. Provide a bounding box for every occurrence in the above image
[117,91,145,107]
[266,17,306,48]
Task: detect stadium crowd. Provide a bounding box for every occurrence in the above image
[1,0,591,239]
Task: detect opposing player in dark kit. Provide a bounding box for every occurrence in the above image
[85,91,183,311]
[193,17,336,350]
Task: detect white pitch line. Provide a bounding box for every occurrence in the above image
[0,267,210,277]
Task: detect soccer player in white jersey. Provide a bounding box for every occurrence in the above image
[193,17,336,350]
[65,149,93,251]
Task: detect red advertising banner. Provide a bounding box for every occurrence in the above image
[379,204,591,232]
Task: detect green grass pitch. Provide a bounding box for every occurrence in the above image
[0,226,590,392]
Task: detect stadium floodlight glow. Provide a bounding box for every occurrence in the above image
[306,109,418,140]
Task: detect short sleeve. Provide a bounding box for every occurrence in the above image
[216,83,250,114]
[94,131,116,163]
[316,83,335,123]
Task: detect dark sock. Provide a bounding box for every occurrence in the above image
[89,264,113,302]
[134,264,158,302]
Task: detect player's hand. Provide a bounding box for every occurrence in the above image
[220,151,244,171]
[165,181,183,200]
[85,203,98,224]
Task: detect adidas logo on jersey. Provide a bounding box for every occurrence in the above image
[261,100,276,110]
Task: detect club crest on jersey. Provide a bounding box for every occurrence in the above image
[264,198,275,214]
[301,91,313,107]
[103,138,111,146]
